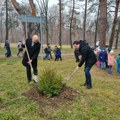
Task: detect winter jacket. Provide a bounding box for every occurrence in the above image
[56,48,62,56]
[22,38,41,67]
[99,51,108,62]
[116,57,120,65]
[78,40,97,68]
[108,54,116,66]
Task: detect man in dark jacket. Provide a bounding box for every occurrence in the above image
[73,40,97,89]
[22,35,41,83]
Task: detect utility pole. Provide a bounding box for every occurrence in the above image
[5,0,8,41]
[59,0,62,48]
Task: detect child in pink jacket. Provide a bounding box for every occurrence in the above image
[108,50,116,74]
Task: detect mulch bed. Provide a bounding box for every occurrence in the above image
[22,84,79,107]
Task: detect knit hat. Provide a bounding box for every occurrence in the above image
[110,50,114,54]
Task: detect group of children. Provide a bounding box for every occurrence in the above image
[17,42,62,61]
[74,45,120,75]
[95,47,120,74]
[43,44,62,61]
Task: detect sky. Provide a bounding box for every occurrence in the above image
[17,0,58,7]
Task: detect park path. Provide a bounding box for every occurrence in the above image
[0,54,74,58]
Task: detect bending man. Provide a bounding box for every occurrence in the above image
[73,40,97,89]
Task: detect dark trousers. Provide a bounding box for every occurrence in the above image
[84,67,92,86]
[58,55,62,61]
[26,64,38,81]
[108,66,112,74]
[55,55,62,61]
[55,55,58,61]
[50,53,52,59]
[43,53,50,60]
[17,49,23,56]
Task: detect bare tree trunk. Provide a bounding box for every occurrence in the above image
[6,0,9,41]
[109,0,120,48]
[115,19,120,49]
[69,0,75,48]
[11,0,36,38]
[59,0,62,47]
[94,3,100,48]
[45,7,49,44]
[83,0,87,40]
[99,0,107,47]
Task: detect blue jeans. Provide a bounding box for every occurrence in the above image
[117,65,120,73]
[108,66,112,74]
[84,67,92,86]
[100,62,106,69]
[43,53,50,60]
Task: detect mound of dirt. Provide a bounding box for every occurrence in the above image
[22,85,79,107]
[0,104,6,109]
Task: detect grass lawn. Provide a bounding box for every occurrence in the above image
[0,54,120,120]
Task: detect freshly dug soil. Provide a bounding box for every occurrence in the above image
[0,104,6,109]
[22,85,79,107]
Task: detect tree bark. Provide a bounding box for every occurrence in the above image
[59,0,62,47]
[115,19,120,49]
[99,0,107,47]
[11,0,36,38]
[94,3,100,48]
[83,0,87,40]
[6,0,8,41]
[109,0,120,48]
[69,0,75,48]
[29,0,36,16]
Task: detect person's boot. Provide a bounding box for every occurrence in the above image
[33,75,38,83]
[86,85,92,89]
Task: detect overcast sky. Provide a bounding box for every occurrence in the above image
[17,0,58,7]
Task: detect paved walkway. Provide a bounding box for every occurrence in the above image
[0,54,74,58]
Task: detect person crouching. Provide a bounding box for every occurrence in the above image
[22,35,41,83]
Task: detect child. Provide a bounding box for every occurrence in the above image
[116,53,120,73]
[99,48,107,69]
[108,50,116,75]
[56,46,62,61]
[17,41,23,57]
[43,45,50,60]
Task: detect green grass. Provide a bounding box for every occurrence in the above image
[0,54,120,120]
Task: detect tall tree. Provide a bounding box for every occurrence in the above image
[99,0,107,47]
[5,0,8,41]
[115,19,120,49]
[36,0,49,44]
[109,0,120,48]
[83,0,88,40]
[94,3,100,48]
[69,0,75,48]
[11,0,36,37]
[59,0,62,47]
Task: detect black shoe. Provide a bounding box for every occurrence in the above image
[86,85,92,89]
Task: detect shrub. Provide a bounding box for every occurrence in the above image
[38,67,63,97]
